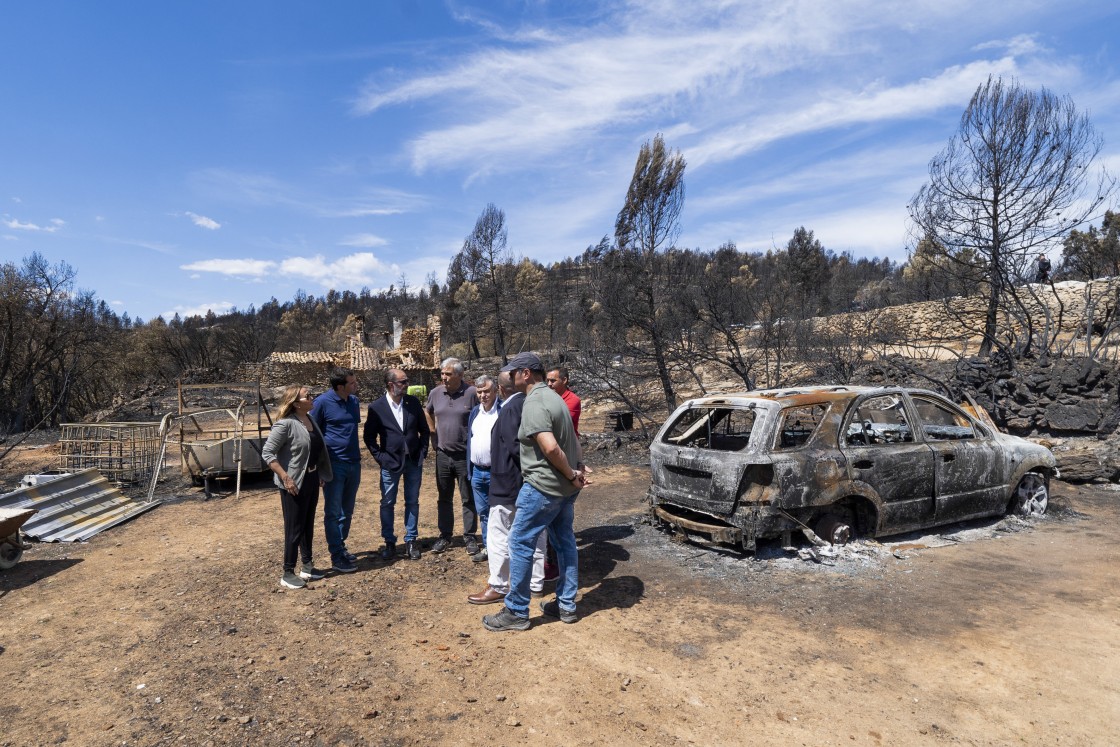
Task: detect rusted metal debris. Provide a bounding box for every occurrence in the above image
[648,385,1057,552]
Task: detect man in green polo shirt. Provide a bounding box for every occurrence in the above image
[483,352,587,631]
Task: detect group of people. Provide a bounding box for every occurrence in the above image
[260,354,588,629]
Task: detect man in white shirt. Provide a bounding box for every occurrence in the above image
[465,375,501,562]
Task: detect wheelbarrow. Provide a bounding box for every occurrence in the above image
[0,507,37,570]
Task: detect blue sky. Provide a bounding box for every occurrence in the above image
[1,0,1117,322]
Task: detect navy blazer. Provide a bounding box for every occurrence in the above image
[363,393,430,472]
[488,393,526,507]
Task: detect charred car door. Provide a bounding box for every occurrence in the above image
[841,392,936,533]
[908,393,1008,522]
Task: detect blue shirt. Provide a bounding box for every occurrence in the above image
[310,390,361,463]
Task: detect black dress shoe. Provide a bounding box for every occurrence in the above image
[406,540,421,560]
[379,542,396,561]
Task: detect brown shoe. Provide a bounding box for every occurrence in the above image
[468,588,506,605]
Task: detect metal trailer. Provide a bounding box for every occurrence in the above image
[175,381,273,495]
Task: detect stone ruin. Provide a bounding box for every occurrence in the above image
[234,315,442,391]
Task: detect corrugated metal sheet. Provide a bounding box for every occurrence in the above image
[0,469,160,542]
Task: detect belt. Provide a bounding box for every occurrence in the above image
[472,463,491,471]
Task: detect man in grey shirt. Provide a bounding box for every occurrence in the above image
[425,357,479,554]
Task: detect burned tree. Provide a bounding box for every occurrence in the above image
[908,75,1115,358]
[447,203,516,363]
[598,133,687,413]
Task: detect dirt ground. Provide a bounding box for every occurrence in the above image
[1,442,1118,747]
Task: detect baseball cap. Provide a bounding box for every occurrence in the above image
[500,352,545,373]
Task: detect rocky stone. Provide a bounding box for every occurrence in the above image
[1054,445,1113,483]
[1044,401,1104,432]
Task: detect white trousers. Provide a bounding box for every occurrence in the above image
[487,503,546,593]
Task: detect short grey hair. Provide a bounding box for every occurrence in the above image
[475,374,494,389]
[440,357,464,375]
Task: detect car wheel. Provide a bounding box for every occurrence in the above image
[815,514,852,545]
[1012,472,1049,517]
[0,534,22,570]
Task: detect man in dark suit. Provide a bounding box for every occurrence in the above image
[364,368,430,561]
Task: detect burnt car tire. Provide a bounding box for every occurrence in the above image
[1011,472,1049,517]
[815,514,853,546]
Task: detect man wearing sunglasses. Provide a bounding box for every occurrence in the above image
[364,368,430,561]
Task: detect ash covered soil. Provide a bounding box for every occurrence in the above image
[1,439,1118,746]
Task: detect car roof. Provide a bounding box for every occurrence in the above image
[681,385,907,409]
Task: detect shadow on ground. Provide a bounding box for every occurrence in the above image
[0,557,83,597]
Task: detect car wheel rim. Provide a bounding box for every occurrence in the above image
[1016,474,1048,516]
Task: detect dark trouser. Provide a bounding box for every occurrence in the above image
[280,474,320,572]
[435,449,476,539]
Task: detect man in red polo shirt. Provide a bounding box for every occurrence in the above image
[546,367,581,435]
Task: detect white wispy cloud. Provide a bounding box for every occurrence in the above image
[180,258,275,278]
[185,211,221,230]
[279,252,388,286]
[353,0,1050,176]
[690,141,939,216]
[107,237,177,255]
[182,252,391,288]
[974,34,1046,56]
[188,169,426,217]
[686,58,1019,168]
[352,8,774,173]
[2,216,61,232]
[339,233,388,248]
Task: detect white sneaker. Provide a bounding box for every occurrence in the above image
[280,571,306,589]
[299,563,325,580]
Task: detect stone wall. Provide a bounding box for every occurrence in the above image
[856,356,1120,438]
[232,360,340,391]
[816,277,1120,348]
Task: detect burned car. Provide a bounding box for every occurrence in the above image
[648,386,1056,551]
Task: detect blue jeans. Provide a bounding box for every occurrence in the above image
[322,458,360,561]
[470,466,491,545]
[505,482,579,617]
[379,456,423,544]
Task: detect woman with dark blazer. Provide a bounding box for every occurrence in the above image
[263,385,334,589]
